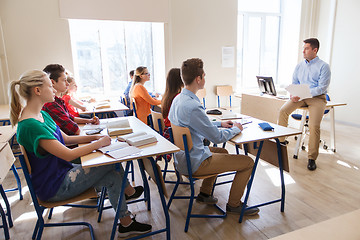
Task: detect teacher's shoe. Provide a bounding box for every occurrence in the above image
[307,159,317,171]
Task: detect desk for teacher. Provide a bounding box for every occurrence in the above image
[240,93,346,156]
[81,116,179,240]
[229,117,301,223]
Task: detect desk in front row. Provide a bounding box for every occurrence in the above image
[81,116,179,240]
[270,209,360,240]
[240,93,346,157]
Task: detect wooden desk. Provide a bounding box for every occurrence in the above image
[0,142,16,185]
[80,100,128,115]
[0,125,16,143]
[270,209,360,240]
[241,93,346,155]
[81,116,179,240]
[229,117,301,223]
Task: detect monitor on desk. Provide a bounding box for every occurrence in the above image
[256,76,277,96]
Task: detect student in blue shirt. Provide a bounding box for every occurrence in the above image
[278,38,331,171]
[168,58,259,215]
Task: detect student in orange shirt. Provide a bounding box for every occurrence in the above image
[130,67,161,124]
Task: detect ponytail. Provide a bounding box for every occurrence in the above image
[129,66,147,100]
[9,80,22,126]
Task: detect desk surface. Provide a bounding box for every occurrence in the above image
[0,125,16,143]
[230,117,301,145]
[80,100,128,114]
[0,142,16,184]
[270,209,360,240]
[81,116,179,168]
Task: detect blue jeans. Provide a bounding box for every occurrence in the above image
[48,164,130,218]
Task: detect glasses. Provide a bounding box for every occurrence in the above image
[142,72,150,76]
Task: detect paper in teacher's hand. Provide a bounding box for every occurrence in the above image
[285,84,312,100]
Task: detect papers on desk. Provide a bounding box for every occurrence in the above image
[220,112,243,120]
[98,141,142,159]
[285,84,312,100]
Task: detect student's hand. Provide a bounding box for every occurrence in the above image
[154,93,160,98]
[97,136,111,148]
[221,120,234,128]
[290,95,300,102]
[90,116,100,125]
[80,106,87,111]
[233,122,243,131]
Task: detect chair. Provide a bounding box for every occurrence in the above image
[291,94,331,154]
[131,97,138,118]
[167,124,226,233]
[150,110,175,183]
[19,146,98,240]
[196,88,206,108]
[216,85,233,110]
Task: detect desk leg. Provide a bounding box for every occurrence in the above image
[330,107,336,152]
[239,141,264,223]
[110,162,130,240]
[275,139,285,212]
[0,185,13,228]
[293,109,308,159]
[137,159,151,211]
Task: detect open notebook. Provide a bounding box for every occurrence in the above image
[117,131,157,147]
[97,141,142,159]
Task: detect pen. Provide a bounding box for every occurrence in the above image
[93,106,95,119]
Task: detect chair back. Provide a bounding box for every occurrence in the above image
[170,124,193,152]
[19,145,32,174]
[150,109,164,135]
[196,89,206,108]
[216,85,233,108]
[131,98,138,118]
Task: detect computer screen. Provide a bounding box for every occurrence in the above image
[256,76,277,96]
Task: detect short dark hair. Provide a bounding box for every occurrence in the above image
[304,38,320,51]
[129,70,134,77]
[43,64,65,82]
[181,58,204,85]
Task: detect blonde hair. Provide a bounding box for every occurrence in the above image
[129,66,147,100]
[9,70,47,126]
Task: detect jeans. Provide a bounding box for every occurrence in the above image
[48,163,130,218]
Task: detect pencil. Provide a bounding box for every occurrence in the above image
[93,107,95,118]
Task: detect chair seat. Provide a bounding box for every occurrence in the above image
[291,113,309,121]
[38,188,98,208]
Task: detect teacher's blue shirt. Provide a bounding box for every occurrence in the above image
[168,88,241,175]
[292,56,331,97]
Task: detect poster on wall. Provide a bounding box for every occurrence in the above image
[222,46,235,68]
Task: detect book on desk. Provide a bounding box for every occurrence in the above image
[106,119,133,136]
[117,131,157,147]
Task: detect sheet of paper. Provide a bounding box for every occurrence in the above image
[98,141,129,153]
[285,84,312,100]
[106,146,142,159]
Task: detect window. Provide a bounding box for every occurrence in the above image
[237,0,301,92]
[69,20,165,97]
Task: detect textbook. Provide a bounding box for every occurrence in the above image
[117,131,157,147]
[98,141,142,159]
[106,119,133,136]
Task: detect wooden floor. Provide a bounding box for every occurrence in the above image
[1,119,360,240]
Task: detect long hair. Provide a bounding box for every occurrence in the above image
[129,66,147,99]
[9,70,47,126]
[161,68,183,119]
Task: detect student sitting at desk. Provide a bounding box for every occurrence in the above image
[42,64,100,135]
[278,38,330,171]
[168,58,259,215]
[9,70,151,237]
[130,66,161,124]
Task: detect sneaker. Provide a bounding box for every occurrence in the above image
[196,193,218,204]
[118,217,152,237]
[125,186,144,201]
[226,203,259,216]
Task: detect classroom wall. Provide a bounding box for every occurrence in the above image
[0,0,358,126]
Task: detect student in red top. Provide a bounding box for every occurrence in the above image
[42,64,100,135]
[61,75,88,117]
